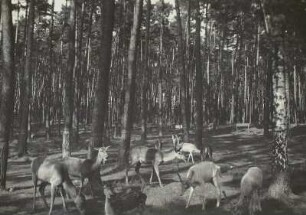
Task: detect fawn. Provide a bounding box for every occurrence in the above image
[126,145,186,187]
[172,135,212,163]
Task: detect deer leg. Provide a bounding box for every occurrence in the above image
[149,166,154,184]
[79,177,85,195]
[59,186,67,212]
[254,189,261,212]
[39,182,49,209]
[87,176,95,197]
[135,162,145,185]
[125,166,130,185]
[191,153,194,164]
[201,196,207,210]
[249,194,254,215]
[153,163,163,188]
[213,176,221,208]
[48,184,56,215]
[185,186,194,208]
[187,153,191,163]
[32,175,38,211]
[257,189,262,211]
[89,181,95,197]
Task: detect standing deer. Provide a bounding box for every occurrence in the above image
[178,161,222,210]
[63,146,109,195]
[126,145,186,187]
[234,167,263,215]
[172,135,212,163]
[31,157,86,215]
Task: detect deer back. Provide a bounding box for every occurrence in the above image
[129,146,160,164]
[38,159,68,185]
[62,157,85,177]
[241,167,263,195]
[31,156,46,175]
[181,143,199,153]
[187,161,220,185]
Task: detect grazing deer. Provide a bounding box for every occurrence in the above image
[104,184,147,215]
[31,157,86,215]
[63,146,109,196]
[172,135,212,163]
[234,167,263,215]
[178,161,222,210]
[126,145,186,188]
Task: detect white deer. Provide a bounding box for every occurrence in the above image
[126,145,186,187]
[172,135,212,163]
[178,161,222,210]
[234,167,263,215]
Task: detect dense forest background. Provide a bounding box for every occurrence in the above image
[1,0,306,212]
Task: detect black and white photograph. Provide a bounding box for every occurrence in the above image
[0,0,306,214]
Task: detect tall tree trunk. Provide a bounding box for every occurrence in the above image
[83,3,94,126]
[17,0,35,157]
[158,0,165,137]
[264,52,273,136]
[89,0,115,158]
[230,51,236,124]
[268,45,292,202]
[0,0,15,190]
[174,0,189,141]
[141,0,151,141]
[186,0,191,127]
[118,0,143,165]
[14,0,20,45]
[194,0,203,152]
[62,0,76,158]
[45,0,55,140]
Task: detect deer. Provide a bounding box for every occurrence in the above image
[234,167,263,215]
[104,183,147,215]
[177,161,222,210]
[31,156,86,215]
[62,146,110,196]
[125,145,186,188]
[172,135,212,164]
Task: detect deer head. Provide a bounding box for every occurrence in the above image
[95,146,110,164]
[175,150,186,163]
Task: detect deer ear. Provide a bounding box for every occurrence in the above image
[105,146,110,150]
[94,147,100,151]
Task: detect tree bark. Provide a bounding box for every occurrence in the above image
[62,0,76,158]
[158,0,165,137]
[268,45,292,202]
[17,0,35,157]
[174,0,189,141]
[0,0,15,189]
[141,0,151,141]
[119,0,143,166]
[45,0,55,140]
[264,52,273,136]
[230,51,236,124]
[194,0,203,152]
[89,0,115,158]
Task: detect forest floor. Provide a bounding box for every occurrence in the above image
[0,124,306,215]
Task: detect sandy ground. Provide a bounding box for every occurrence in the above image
[0,125,306,215]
